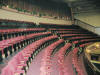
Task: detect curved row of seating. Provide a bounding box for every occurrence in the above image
[72,42,92,75]
[0,22,76,75]
[49,26,100,75]
[48,27,96,36]
[72,38,100,48]
[60,34,94,37]
[1,23,100,75]
[45,25,100,75]
[56,31,92,34]
[48,28,82,31]
[1,35,59,75]
[57,43,72,75]
[0,28,45,41]
[72,37,100,75]
[40,39,64,75]
[49,29,91,34]
[72,48,82,75]
[0,32,51,62]
[65,36,100,41]
[0,28,45,33]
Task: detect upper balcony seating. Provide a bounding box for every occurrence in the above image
[0,28,46,41]
[1,35,58,75]
[0,32,52,62]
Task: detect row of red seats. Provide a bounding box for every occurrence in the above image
[60,34,100,55]
[40,39,64,75]
[79,42,92,48]
[0,28,46,41]
[60,34,93,37]
[0,32,51,62]
[72,38,100,47]
[1,35,58,75]
[60,34,97,42]
[66,36,99,40]
[66,37,100,42]
[0,28,45,34]
[79,38,100,42]
[48,28,100,75]
[56,31,86,34]
[57,43,72,75]
[72,48,82,75]
[72,41,94,75]
[72,38,99,75]
[48,28,81,31]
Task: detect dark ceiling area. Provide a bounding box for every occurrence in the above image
[42,0,100,13]
[1,0,100,13]
[27,0,71,13]
[70,0,100,13]
[27,0,70,11]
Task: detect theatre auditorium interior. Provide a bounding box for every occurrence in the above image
[0,0,100,75]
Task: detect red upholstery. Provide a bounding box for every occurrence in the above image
[1,35,58,75]
[0,28,45,34]
[72,44,95,75]
[40,39,64,75]
[72,41,79,44]
[72,48,84,75]
[68,36,94,40]
[60,34,91,37]
[49,28,79,31]
[0,32,51,61]
[79,42,92,47]
[57,43,72,75]
[57,31,84,34]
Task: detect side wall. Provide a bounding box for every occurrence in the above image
[74,12,100,35]
[74,12,100,27]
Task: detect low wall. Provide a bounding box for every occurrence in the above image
[0,9,72,25]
